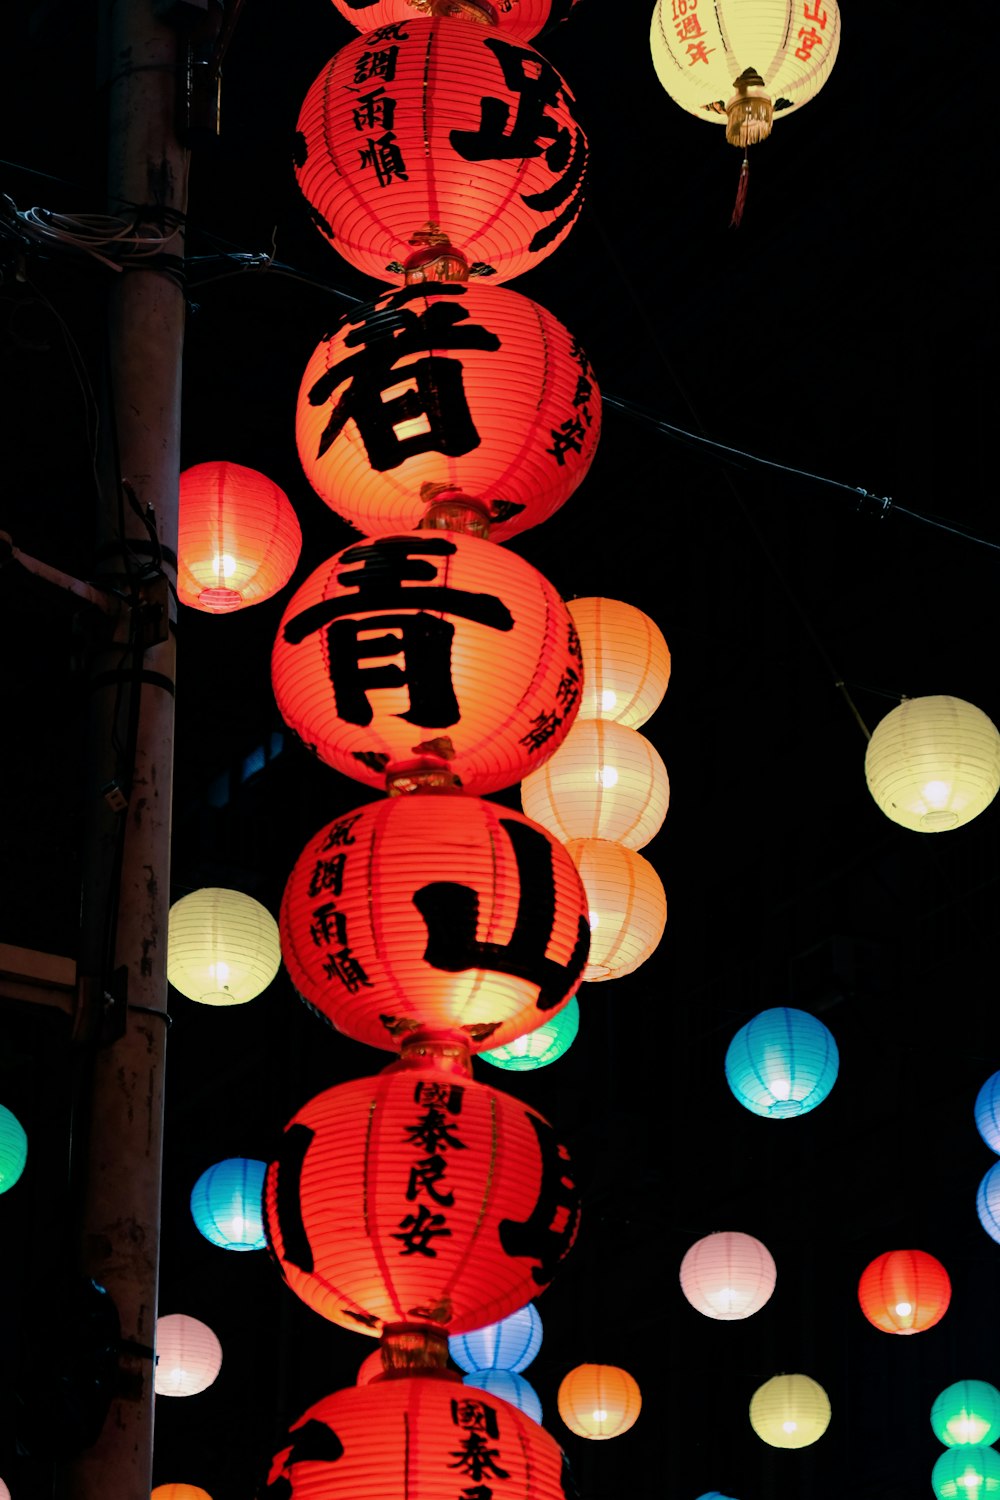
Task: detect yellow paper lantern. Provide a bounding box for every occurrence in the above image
[564,838,667,981]
[154,1314,223,1397]
[749,1372,830,1449]
[864,695,1000,832]
[566,597,671,728]
[557,1362,641,1440]
[521,720,669,850]
[167,888,281,1006]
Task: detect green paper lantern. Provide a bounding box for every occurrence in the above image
[932,1381,1000,1447]
[932,1446,1000,1498]
[0,1104,27,1193]
[479,997,580,1072]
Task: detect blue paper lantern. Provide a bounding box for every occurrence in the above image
[725,1007,839,1120]
[478,998,580,1073]
[977,1162,1000,1245]
[0,1104,28,1194]
[932,1445,1000,1499]
[696,1493,738,1500]
[463,1370,543,1424]
[975,1071,1000,1154]
[449,1304,543,1374]
[190,1157,267,1251]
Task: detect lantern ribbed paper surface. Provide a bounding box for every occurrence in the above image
[0,1480,9,1500]
[167,888,281,1006]
[564,838,667,981]
[280,795,589,1053]
[177,461,302,613]
[355,1347,384,1385]
[294,19,588,285]
[190,1157,267,1251]
[0,1103,27,1193]
[975,1072,1000,1153]
[932,1446,1000,1500]
[857,1248,951,1335]
[154,1314,223,1397]
[976,1162,1000,1244]
[328,0,580,42]
[566,597,671,729]
[464,1369,543,1424]
[265,1373,572,1499]
[480,995,579,1072]
[271,529,583,796]
[450,1302,543,1374]
[152,1487,214,1500]
[679,1230,777,1321]
[520,719,669,849]
[749,1373,830,1449]
[864,694,1000,832]
[263,1062,581,1336]
[724,1006,838,1119]
[931,1380,1000,1447]
[296,282,600,544]
[557,1363,641,1440]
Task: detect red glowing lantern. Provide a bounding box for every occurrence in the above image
[327,0,581,44]
[177,461,302,613]
[296,281,600,543]
[280,792,589,1053]
[270,528,583,795]
[263,1047,581,1337]
[293,18,588,285]
[857,1248,951,1335]
[265,1368,573,1499]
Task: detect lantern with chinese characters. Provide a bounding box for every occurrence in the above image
[557,1362,641,1440]
[190,1157,267,1252]
[464,1368,543,1423]
[450,1302,543,1374]
[296,281,600,543]
[679,1230,777,1322]
[724,1006,838,1119]
[564,838,667,981]
[749,1373,830,1449]
[294,18,588,285]
[566,596,671,729]
[280,793,589,1053]
[167,888,281,1006]
[865,694,1000,832]
[931,1380,1000,1447]
[327,0,581,44]
[520,719,669,849]
[0,1104,27,1193]
[177,461,302,613]
[857,1248,951,1335]
[154,1314,223,1397]
[271,529,583,796]
[975,1071,1000,1153]
[263,1363,574,1499]
[932,1447,1000,1500]
[263,1042,581,1337]
[479,995,579,1072]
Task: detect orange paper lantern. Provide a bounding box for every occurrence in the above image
[566,596,671,728]
[295,281,600,543]
[280,793,589,1053]
[271,528,583,795]
[152,1487,214,1500]
[857,1248,952,1335]
[520,719,669,850]
[293,18,588,285]
[263,1053,581,1337]
[177,461,302,613]
[557,1362,642,1440]
[328,0,581,44]
[564,838,667,981]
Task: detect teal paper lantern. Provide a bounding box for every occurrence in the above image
[725,1007,839,1120]
[0,1104,27,1193]
[975,1072,1000,1154]
[932,1445,1000,1499]
[931,1380,1000,1447]
[977,1162,1000,1245]
[190,1157,267,1251]
[478,998,580,1073]
[449,1303,543,1374]
[462,1370,543,1425]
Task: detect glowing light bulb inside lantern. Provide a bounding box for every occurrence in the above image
[770,1075,792,1101]
[592,1409,607,1422]
[895,1300,912,1317]
[210,961,231,988]
[596,764,619,789]
[213,552,237,580]
[782,1421,798,1435]
[588,910,600,931]
[922,779,951,807]
[600,689,617,712]
[957,1417,989,1443]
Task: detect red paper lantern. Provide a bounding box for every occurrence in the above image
[327,0,581,45]
[293,18,588,285]
[296,281,600,543]
[857,1248,951,1335]
[280,792,589,1053]
[270,528,583,795]
[264,1370,573,1499]
[177,461,302,613]
[263,1051,581,1336]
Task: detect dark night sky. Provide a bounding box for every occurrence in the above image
[2,3,1000,1499]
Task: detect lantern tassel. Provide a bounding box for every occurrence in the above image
[730,151,750,228]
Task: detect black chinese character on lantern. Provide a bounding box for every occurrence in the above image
[448,1400,510,1482]
[499,1113,580,1285]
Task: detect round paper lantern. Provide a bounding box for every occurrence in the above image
[650,0,841,146]
[976,1162,1000,1244]
[154,1314,222,1397]
[263,1054,581,1337]
[271,528,583,796]
[564,838,666,982]
[0,1103,28,1193]
[167,887,281,1006]
[294,18,588,285]
[931,1380,1000,1447]
[296,281,600,544]
[679,1230,777,1321]
[152,1487,214,1500]
[464,1369,543,1423]
[177,461,302,613]
[0,1480,9,1500]
[932,1446,1000,1500]
[724,1006,838,1119]
[975,1071,1000,1154]
[327,0,580,43]
[557,1363,641,1440]
[479,995,579,1072]
[696,1494,738,1499]
[520,719,669,849]
[749,1373,830,1450]
[449,1302,543,1373]
[566,596,671,728]
[280,794,589,1054]
[864,695,1000,832]
[265,1370,572,1499]
[857,1248,951,1335]
[190,1157,267,1251]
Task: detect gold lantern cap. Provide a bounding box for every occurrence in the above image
[404,229,471,285]
[413,0,499,22]
[726,68,773,147]
[375,1323,459,1379]
[418,483,493,539]
[391,1028,475,1077]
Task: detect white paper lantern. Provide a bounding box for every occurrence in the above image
[521,720,669,849]
[563,838,667,982]
[565,596,671,728]
[154,1314,223,1397]
[680,1230,777,1321]
[864,695,1000,832]
[167,888,281,1005]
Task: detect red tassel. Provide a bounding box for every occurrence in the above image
[730,152,749,228]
